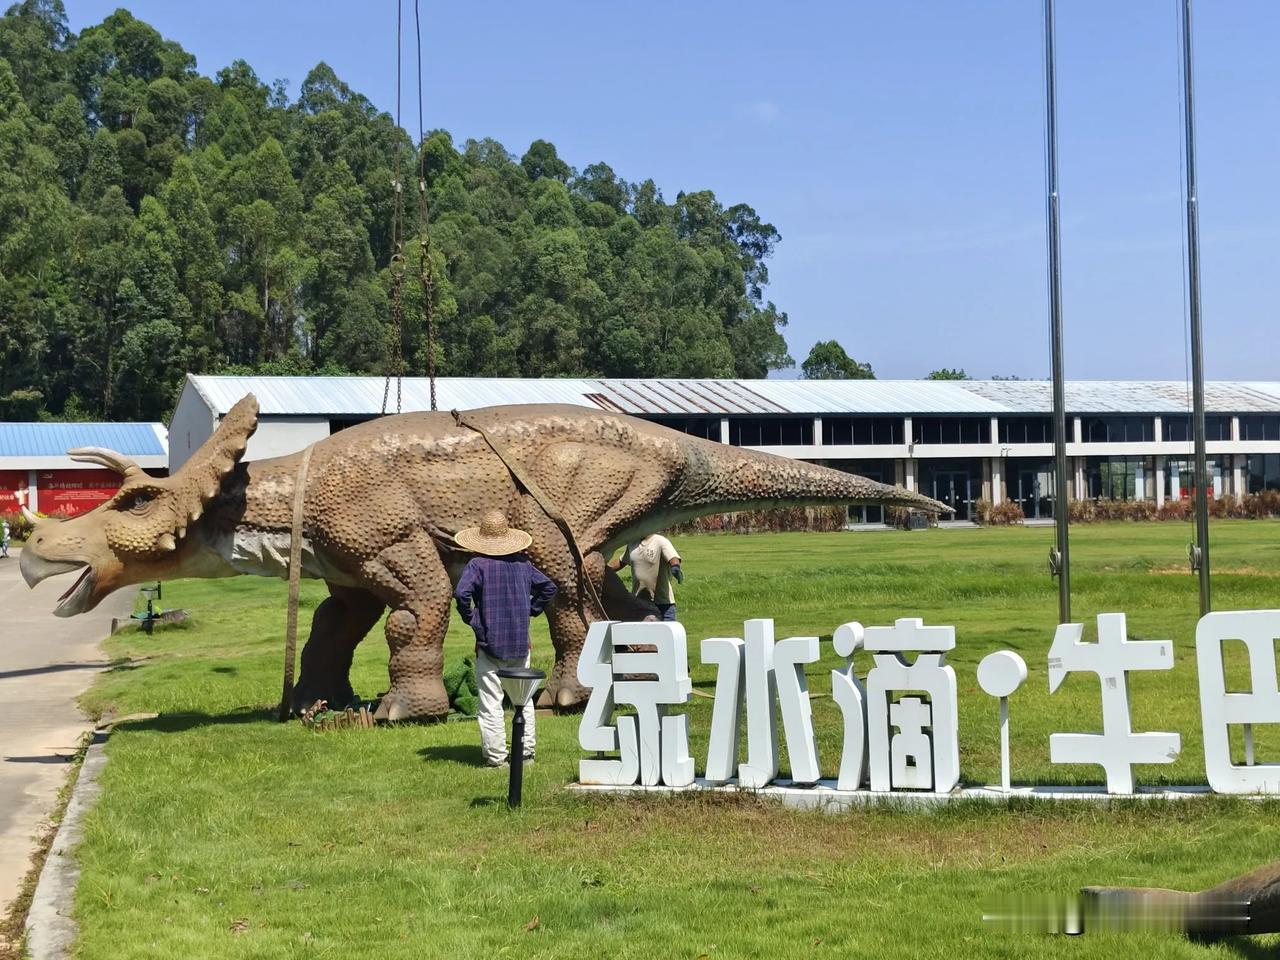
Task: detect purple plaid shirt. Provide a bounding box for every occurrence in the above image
[454,554,558,659]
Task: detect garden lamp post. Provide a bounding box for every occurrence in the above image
[496,666,545,808]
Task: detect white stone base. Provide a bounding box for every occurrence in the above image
[568,778,1234,811]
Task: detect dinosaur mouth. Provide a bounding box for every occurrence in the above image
[54,565,95,617]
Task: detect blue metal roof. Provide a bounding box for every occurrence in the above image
[0,422,165,458]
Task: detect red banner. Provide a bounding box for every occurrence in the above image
[0,470,27,514]
[36,469,121,517]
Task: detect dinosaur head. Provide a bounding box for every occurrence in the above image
[20,395,259,616]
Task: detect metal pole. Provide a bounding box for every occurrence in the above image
[1044,0,1071,624]
[1180,0,1211,616]
[508,711,527,808]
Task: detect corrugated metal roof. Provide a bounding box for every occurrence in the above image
[963,380,1280,413]
[185,374,1280,418]
[0,422,166,457]
[190,375,603,417]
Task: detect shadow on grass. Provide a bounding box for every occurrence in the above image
[1221,940,1280,958]
[468,796,508,809]
[419,744,485,767]
[112,708,276,734]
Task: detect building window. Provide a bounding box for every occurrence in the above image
[330,417,374,434]
[1163,415,1232,443]
[1006,459,1056,519]
[819,459,893,524]
[1165,457,1224,501]
[1080,416,1154,443]
[998,417,1053,444]
[1085,457,1153,501]
[912,417,990,445]
[1239,416,1280,442]
[821,417,903,446]
[1246,454,1280,493]
[645,416,721,441]
[728,417,813,446]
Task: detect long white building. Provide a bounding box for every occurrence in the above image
[170,375,1280,522]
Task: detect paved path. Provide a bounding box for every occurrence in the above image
[0,549,130,926]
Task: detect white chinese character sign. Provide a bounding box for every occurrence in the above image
[1046,612,1180,794]
[1196,610,1280,794]
[576,610,1280,799]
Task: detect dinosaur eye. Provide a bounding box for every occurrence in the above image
[122,492,152,513]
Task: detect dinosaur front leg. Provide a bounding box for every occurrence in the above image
[536,550,606,711]
[361,535,453,722]
[292,584,385,713]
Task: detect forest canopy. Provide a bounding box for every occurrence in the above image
[0,2,794,421]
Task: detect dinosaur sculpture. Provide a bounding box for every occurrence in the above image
[19,394,948,721]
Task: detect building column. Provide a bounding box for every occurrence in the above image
[26,469,38,513]
[903,417,915,492]
[990,457,1003,506]
[1073,416,1083,444]
[813,417,823,448]
[1169,460,1181,501]
[1232,454,1244,501]
[1074,458,1085,502]
[719,418,730,444]
[1155,456,1166,508]
[894,460,905,487]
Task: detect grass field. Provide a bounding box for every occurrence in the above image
[69,521,1280,958]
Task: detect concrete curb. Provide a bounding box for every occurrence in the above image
[22,731,108,960]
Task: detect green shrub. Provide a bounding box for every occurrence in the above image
[975,499,1025,525]
[672,505,848,535]
[2,509,75,541]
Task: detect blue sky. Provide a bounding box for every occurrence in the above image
[68,1,1280,380]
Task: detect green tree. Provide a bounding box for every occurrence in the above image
[926,367,970,380]
[0,8,797,419]
[801,340,875,379]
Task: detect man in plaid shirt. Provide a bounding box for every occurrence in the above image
[454,510,558,767]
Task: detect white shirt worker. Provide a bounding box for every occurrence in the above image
[614,533,683,621]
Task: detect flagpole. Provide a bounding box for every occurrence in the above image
[1180,0,1211,615]
[1043,0,1071,623]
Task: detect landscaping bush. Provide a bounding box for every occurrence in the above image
[974,499,1025,525]
[1062,495,1280,524]
[672,505,848,535]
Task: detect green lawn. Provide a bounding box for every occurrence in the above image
[72,521,1280,958]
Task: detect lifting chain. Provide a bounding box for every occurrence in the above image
[382,0,436,415]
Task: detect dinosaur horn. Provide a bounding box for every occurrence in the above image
[172,393,260,520]
[68,447,143,479]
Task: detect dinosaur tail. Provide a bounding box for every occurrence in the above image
[671,434,952,517]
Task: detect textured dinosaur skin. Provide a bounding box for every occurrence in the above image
[21,393,949,721]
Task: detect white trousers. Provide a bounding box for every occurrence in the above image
[474,649,535,765]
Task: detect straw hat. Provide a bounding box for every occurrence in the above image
[455,509,532,556]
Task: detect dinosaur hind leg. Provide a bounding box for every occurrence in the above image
[292,584,385,714]
[361,534,453,722]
